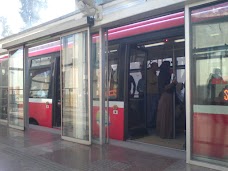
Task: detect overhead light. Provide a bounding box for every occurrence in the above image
[144,42,164,48]
[210,33,219,37]
[174,39,185,43]
[109,49,117,53]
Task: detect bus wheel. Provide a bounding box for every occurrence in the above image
[29,118,39,125]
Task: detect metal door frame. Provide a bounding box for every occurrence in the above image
[0,54,9,124]
[185,0,227,170]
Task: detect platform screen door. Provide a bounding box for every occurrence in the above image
[61,28,91,144]
[8,47,25,130]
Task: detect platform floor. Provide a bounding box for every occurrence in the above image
[0,124,218,171]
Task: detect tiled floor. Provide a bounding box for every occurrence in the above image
[0,124,219,171]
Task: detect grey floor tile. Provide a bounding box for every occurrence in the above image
[0,124,221,171]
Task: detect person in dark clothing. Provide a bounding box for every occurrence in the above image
[137,71,145,98]
[158,61,171,95]
[147,62,159,128]
[156,61,177,139]
[129,74,136,98]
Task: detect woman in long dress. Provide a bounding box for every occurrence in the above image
[156,61,176,139]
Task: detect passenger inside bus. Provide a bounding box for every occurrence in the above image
[156,61,177,139]
[137,71,145,98]
[147,62,159,128]
[175,82,186,130]
[129,75,136,98]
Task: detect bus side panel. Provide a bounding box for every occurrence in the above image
[29,102,53,128]
[193,112,228,159]
[109,103,124,140]
[92,101,124,140]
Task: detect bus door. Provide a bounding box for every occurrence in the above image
[153,38,185,139]
[127,45,148,138]
[52,56,61,128]
[29,56,53,128]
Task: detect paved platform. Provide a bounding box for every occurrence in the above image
[0,124,218,171]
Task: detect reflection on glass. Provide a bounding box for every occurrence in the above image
[92,34,100,141]
[61,31,89,141]
[8,48,24,127]
[191,2,228,167]
[0,59,8,120]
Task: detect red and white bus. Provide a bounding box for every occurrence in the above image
[0,11,185,129]
[0,42,61,128]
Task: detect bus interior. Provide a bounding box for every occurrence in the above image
[108,26,186,149]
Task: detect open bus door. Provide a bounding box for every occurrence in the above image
[28,53,60,128]
[127,45,148,139]
[52,56,61,128]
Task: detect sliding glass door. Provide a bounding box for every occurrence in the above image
[61,28,91,144]
[8,47,24,130]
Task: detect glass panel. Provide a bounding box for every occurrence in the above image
[174,40,185,66]
[29,68,51,98]
[92,33,100,141]
[61,31,89,141]
[176,57,185,66]
[129,48,147,130]
[0,58,8,120]
[8,48,24,128]
[176,69,185,84]
[129,49,146,99]
[191,2,228,167]
[92,32,110,142]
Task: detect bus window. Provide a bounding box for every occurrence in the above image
[108,44,119,99]
[31,56,52,67]
[30,69,51,98]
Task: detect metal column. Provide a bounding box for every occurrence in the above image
[23,46,29,129]
[99,28,106,145]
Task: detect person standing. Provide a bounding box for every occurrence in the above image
[137,71,145,98]
[156,61,177,138]
[147,62,159,128]
[129,74,136,98]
